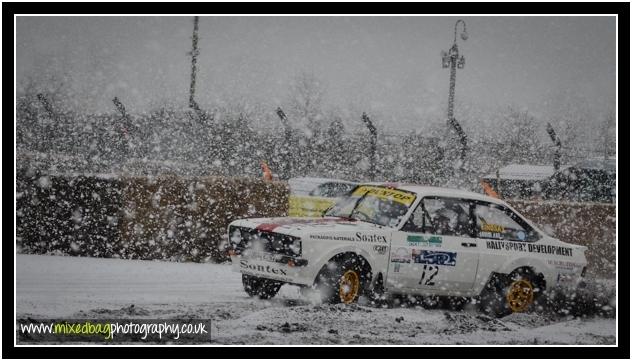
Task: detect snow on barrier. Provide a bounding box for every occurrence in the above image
[509,200,616,279]
[16,168,288,262]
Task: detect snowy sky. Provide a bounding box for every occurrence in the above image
[16,16,616,128]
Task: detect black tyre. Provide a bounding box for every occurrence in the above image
[419,295,442,309]
[242,274,282,299]
[479,268,545,318]
[314,254,371,304]
[367,273,391,308]
[442,296,469,311]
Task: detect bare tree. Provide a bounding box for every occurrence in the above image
[601,110,616,158]
[498,107,544,164]
[288,70,326,134]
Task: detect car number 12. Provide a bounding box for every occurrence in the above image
[419,265,439,286]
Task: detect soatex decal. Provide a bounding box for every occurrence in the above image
[412,250,457,266]
[240,260,287,276]
[486,240,573,257]
[356,233,388,243]
[309,233,387,243]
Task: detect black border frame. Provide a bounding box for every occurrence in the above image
[4,1,629,359]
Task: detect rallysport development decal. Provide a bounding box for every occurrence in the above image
[486,240,573,257]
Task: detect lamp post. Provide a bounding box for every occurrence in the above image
[442,19,468,122]
[441,20,469,169]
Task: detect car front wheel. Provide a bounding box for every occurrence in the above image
[314,255,370,304]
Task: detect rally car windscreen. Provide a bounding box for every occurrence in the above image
[324,185,417,227]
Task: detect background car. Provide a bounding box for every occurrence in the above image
[287,177,357,217]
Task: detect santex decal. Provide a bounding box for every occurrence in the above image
[240,260,288,276]
[309,233,388,243]
[355,232,388,243]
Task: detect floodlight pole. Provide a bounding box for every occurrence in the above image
[276,107,293,179]
[362,112,377,181]
[546,122,562,171]
[189,16,200,110]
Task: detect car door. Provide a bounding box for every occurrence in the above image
[471,201,542,289]
[386,196,479,295]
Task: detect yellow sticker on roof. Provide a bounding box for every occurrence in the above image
[352,185,416,206]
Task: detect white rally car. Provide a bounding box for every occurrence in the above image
[228,183,587,317]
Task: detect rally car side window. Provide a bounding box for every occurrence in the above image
[401,202,425,232]
[402,197,474,238]
[474,202,540,242]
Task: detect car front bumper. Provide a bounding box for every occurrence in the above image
[231,254,312,286]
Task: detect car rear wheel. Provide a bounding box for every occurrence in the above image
[479,269,544,318]
[242,274,282,299]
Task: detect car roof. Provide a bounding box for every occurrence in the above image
[289,177,357,185]
[358,182,509,206]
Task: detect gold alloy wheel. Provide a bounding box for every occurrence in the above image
[506,279,534,313]
[339,270,360,304]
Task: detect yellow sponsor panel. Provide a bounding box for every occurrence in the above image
[351,186,416,206]
[288,195,337,217]
[480,223,504,233]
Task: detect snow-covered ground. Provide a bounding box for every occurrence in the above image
[16,254,616,345]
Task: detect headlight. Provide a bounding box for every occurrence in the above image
[229,228,242,245]
[288,240,302,256]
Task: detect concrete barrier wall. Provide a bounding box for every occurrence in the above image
[509,200,616,278]
[16,168,288,262]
